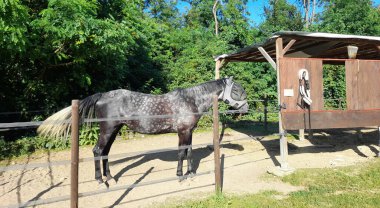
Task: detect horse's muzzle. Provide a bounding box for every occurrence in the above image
[239,103,249,114]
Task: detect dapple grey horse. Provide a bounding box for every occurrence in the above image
[38,77,248,186]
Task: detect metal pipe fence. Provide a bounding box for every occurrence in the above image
[0,99,280,131]
[0,135,262,207]
[0,101,269,208]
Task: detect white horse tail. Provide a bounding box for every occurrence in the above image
[37,93,103,139]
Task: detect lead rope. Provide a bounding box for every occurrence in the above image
[298,69,312,138]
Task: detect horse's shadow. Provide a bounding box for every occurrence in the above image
[110,143,244,181]
[227,120,379,166]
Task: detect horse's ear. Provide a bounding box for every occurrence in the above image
[227,76,233,84]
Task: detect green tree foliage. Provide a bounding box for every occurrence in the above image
[314,0,380,106]
[323,65,346,109]
[144,0,179,24]
[316,0,380,35]
[0,0,30,115]
[183,0,215,29]
[0,0,29,53]
[250,0,304,102]
[2,0,380,137]
[219,0,251,48]
[260,0,304,38]
[0,0,170,117]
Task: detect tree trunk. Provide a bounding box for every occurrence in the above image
[311,0,316,24]
[213,0,219,37]
[304,0,310,29]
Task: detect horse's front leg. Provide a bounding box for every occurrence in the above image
[185,144,195,176]
[177,147,186,177]
[177,129,188,177]
[92,145,104,184]
[177,129,194,179]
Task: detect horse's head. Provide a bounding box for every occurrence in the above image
[219,77,249,113]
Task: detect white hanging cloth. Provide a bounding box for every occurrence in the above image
[298,69,312,106]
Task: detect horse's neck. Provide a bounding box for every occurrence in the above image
[188,80,225,113]
[195,91,218,113]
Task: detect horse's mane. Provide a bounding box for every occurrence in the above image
[173,78,226,97]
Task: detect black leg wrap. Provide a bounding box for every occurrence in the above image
[186,147,194,174]
[96,178,104,184]
[177,149,186,176]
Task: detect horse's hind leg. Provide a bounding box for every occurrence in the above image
[102,124,122,184]
[92,121,121,185]
[93,143,104,184]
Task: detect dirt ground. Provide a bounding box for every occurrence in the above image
[0,126,379,208]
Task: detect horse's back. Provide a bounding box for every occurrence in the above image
[94,89,176,133]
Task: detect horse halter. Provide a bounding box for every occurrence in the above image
[298,69,312,106]
[219,77,247,109]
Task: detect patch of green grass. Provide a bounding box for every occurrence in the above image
[0,125,100,161]
[0,136,70,161]
[281,159,380,207]
[162,191,286,208]
[162,159,380,208]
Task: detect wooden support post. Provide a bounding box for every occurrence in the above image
[378,126,380,157]
[282,39,296,56]
[215,60,221,79]
[213,95,221,193]
[299,129,305,141]
[213,60,222,193]
[276,38,290,170]
[258,47,277,70]
[264,95,268,131]
[71,100,79,208]
[356,128,363,139]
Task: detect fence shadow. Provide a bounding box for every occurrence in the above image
[110,143,244,181]
[230,119,379,163]
[287,128,380,157]
[222,120,281,166]
[109,167,154,207]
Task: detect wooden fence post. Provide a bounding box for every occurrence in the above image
[213,95,222,193]
[71,100,79,208]
[264,95,268,131]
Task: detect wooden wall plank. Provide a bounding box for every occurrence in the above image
[280,58,380,130]
[280,58,323,111]
[282,110,380,130]
[346,60,380,110]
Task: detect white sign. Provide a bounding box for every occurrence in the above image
[284,89,294,97]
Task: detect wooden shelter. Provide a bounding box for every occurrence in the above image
[214,31,380,170]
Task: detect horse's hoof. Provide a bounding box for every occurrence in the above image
[107,177,117,186]
[96,178,104,184]
[178,175,187,182]
[98,181,109,189]
[185,171,196,178]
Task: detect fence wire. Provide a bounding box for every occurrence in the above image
[0,101,273,207]
[0,107,278,130]
[0,135,262,172]
[1,145,268,208]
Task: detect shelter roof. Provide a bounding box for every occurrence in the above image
[215,31,380,63]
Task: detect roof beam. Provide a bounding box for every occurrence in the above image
[258,47,276,70]
[282,39,296,56]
